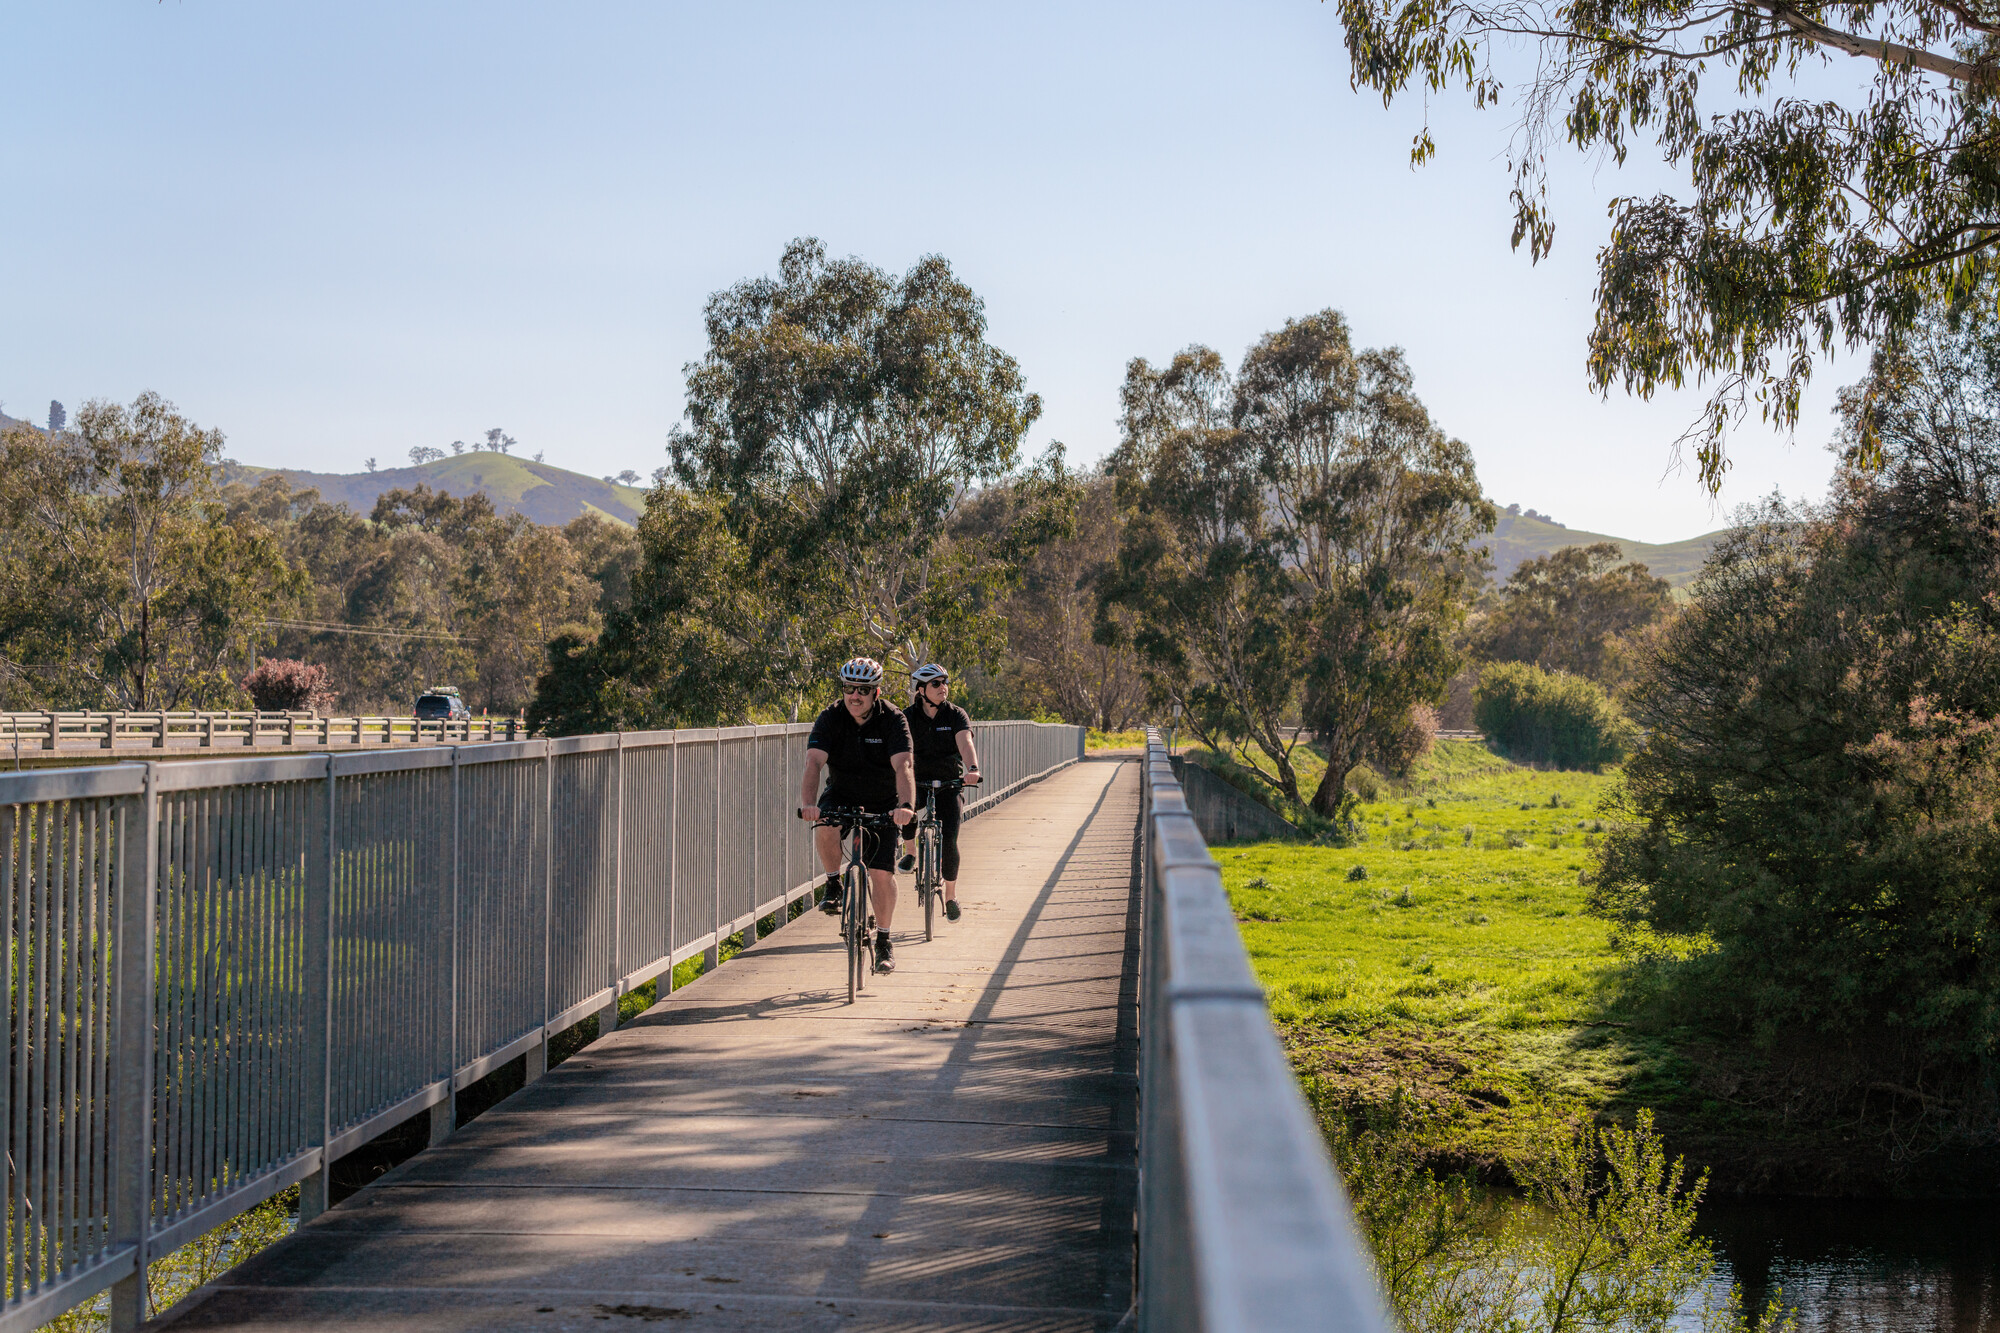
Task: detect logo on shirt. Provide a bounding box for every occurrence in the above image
[864,737,882,744]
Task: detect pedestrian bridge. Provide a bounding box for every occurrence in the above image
[0,725,1379,1332]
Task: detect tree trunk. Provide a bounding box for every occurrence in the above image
[135,599,150,710]
[1247,730,1302,805]
[1309,754,1351,818]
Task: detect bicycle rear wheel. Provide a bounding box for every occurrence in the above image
[921,826,938,941]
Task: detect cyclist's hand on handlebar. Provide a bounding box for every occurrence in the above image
[800,804,819,823]
[892,806,912,827]
[965,770,982,786]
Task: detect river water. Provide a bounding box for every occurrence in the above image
[1700,1199,2000,1330]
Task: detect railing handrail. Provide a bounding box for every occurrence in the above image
[0,718,1087,1332]
[1138,729,1385,1332]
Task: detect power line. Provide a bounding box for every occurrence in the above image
[259,619,467,643]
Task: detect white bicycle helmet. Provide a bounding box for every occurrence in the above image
[911,663,950,686]
[838,657,885,688]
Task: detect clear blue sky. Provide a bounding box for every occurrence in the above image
[2,2,1844,543]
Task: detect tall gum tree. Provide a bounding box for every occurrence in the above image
[1101,347,1306,799]
[1240,312,1494,816]
[669,238,1054,685]
[0,393,300,710]
[1103,312,1492,816]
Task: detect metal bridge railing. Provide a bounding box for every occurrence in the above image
[1138,730,1386,1332]
[1,710,529,760]
[0,719,1084,1332]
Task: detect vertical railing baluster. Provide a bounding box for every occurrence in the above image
[750,734,761,940]
[606,735,624,1032]
[534,745,554,1078]
[706,736,722,972]
[666,739,679,993]
[1,801,15,1311]
[430,754,457,1149]
[110,767,158,1332]
[447,746,461,1107]
[297,759,335,1221]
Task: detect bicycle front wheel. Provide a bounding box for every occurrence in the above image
[844,860,868,1003]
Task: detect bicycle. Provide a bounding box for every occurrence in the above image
[909,777,969,941]
[803,804,901,1003]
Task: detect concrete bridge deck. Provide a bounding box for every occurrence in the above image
[155,759,1140,1333]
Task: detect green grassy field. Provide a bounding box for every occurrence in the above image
[1219,741,1679,1169]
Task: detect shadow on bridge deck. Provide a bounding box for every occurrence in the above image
[153,761,1141,1333]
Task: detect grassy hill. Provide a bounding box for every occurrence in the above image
[1481,512,1725,587]
[224,454,652,526]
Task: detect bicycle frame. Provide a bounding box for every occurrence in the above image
[912,778,966,942]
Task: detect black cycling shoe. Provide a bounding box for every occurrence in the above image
[898,852,916,872]
[944,899,960,922]
[873,930,895,973]
[818,878,843,915]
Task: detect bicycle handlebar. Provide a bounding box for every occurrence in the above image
[799,804,903,827]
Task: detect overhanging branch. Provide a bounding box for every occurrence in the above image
[1749,0,1981,80]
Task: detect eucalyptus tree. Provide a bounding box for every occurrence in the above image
[669,236,1051,688]
[1103,312,1492,816]
[1337,0,2000,486]
[1100,347,1307,798]
[1472,543,1675,684]
[1240,312,1492,815]
[530,487,775,734]
[0,393,301,709]
[978,468,1147,731]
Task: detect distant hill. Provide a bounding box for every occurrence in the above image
[1481,512,1726,587]
[223,454,653,526]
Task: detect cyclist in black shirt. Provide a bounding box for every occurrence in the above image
[899,663,981,922]
[799,657,915,973]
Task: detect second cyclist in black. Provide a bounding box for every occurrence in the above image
[900,663,981,921]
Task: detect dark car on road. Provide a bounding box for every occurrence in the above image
[414,688,470,723]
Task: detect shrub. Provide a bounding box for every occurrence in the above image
[1368,703,1438,777]
[1346,766,1383,802]
[1472,662,1632,770]
[242,658,337,713]
[1314,1092,1745,1333]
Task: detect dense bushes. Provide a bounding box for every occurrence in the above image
[1593,290,2000,1074]
[1471,662,1631,769]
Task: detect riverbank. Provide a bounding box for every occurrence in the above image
[1220,740,2000,1197]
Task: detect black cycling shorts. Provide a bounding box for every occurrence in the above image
[915,785,963,880]
[817,789,903,873]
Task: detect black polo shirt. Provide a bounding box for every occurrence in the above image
[807,698,912,807]
[902,699,973,780]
